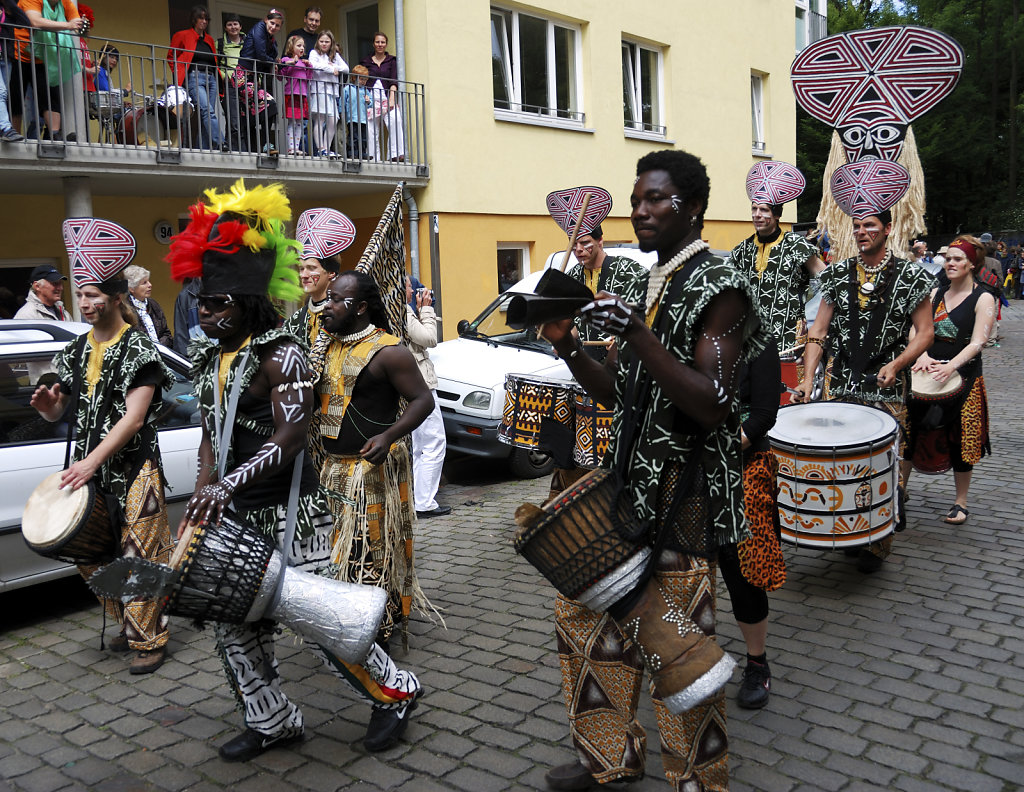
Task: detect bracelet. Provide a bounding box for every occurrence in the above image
[806,336,826,347]
[568,340,584,359]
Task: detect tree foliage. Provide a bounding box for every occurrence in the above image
[797,0,1024,235]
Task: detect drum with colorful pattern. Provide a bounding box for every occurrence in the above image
[572,392,614,468]
[498,373,579,454]
[769,402,899,548]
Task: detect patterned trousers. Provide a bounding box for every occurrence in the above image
[555,550,729,791]
[78,459,171,651]
[215,507,420,738]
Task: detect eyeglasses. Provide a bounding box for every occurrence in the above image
[197,294,235,312]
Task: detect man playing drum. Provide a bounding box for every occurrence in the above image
[539,150,767,792]
[166,181,423,761]
[794,162,934,573]
[727,161,825,353]
[31,218,173,674]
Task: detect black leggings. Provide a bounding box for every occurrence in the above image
[718,543,769,624]
[10,59,62,119]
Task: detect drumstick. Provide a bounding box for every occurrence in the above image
[582,340,613,347]
[556,192,593,273]
[778,344,805,357]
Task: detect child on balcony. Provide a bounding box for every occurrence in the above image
[279,35,312,155]
[308,30,347,158]
[342,65,370,159]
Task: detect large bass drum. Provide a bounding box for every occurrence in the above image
[769,402,899,549]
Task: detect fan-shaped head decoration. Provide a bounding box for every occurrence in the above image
[63,218,137,289]
[545,186,613,236]
[830,159,911,219]
[746,161,806,206]
[296,208,356,261]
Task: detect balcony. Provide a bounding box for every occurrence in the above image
[0,26,429,199]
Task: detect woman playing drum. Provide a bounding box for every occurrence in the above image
[30,218,174,674]
[903,235,995,525]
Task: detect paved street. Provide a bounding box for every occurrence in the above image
[3,308,1024,792]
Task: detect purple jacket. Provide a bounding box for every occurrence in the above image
[279,58,313,96]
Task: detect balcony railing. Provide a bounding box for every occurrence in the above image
[3,24,427,174]
[809,11,827,45]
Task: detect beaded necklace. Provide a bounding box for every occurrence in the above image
[644,239,710,316]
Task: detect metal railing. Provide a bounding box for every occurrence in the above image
[809,11,827,45]
[3,24,428,172]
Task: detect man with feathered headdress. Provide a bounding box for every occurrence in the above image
[167,179,423,761]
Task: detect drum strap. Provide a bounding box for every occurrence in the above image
[267,451,305,617]
[212,347,252,476]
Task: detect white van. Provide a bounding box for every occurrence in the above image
[430,247,655,477]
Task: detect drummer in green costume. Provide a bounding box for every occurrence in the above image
[795,162,934,573]
[32,218,174,674]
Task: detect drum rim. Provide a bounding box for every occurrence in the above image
[769,431,899,453]
[768,399,899,448]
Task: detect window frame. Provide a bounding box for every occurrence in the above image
[496,243,530,294]
[491,6,585,128]
[751,71,767,155]
[621,38,665,138]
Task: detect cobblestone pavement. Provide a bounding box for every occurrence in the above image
[3,309,1024,792]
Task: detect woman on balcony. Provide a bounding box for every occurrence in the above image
[167,5,224,151]
[359,31,403,162]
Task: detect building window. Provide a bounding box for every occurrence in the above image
[491,7,582,123]
[751,72,766,153]
[622,40,664,136]
[497,245,528,293]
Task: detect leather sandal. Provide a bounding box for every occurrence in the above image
[944,504,969,525]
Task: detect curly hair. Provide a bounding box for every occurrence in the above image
[337,270,391,332]
[235,293,281,337]
[636,150,710,220]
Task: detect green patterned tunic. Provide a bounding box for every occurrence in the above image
[607,255,769,547]
[819,254,934,404]
[566,254,647,342]
[727,230,818,350]
[54,327,174,511]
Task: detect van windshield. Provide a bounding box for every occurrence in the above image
[465,293,555,354]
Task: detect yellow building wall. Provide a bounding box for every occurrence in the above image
[402,0,800,335]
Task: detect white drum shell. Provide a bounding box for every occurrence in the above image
[769,403,900,548]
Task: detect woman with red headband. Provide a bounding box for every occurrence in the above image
[903,235,995,525]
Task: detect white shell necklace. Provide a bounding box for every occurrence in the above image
[645,239,710,314]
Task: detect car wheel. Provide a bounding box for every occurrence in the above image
[508,447,555,478]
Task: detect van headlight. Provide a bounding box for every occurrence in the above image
[462,391,492,409]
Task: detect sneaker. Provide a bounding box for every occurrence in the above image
[737,659,771,709]
[218,727,303,762]
[1,128,24,142]
[363,690,422,752]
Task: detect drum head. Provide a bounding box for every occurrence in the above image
[22,471,91,546]
[769,402,898,450]
[911,369,963,398]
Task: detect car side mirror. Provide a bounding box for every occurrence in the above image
[457,319,471,335]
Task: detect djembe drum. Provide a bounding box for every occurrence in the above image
[514,468,733,714]
[22,471,116,565]
[167,511,386,664]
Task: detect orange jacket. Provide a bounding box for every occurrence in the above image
[166,27,217,86]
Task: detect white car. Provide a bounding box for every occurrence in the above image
[0,320,202,592]
[432,247,656,477]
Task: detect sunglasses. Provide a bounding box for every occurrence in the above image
[197,294,235,312]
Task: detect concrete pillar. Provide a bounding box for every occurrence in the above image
[62,176,92,320]
[63,176,93,218]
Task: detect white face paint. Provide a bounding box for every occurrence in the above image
[215,316,234,330]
